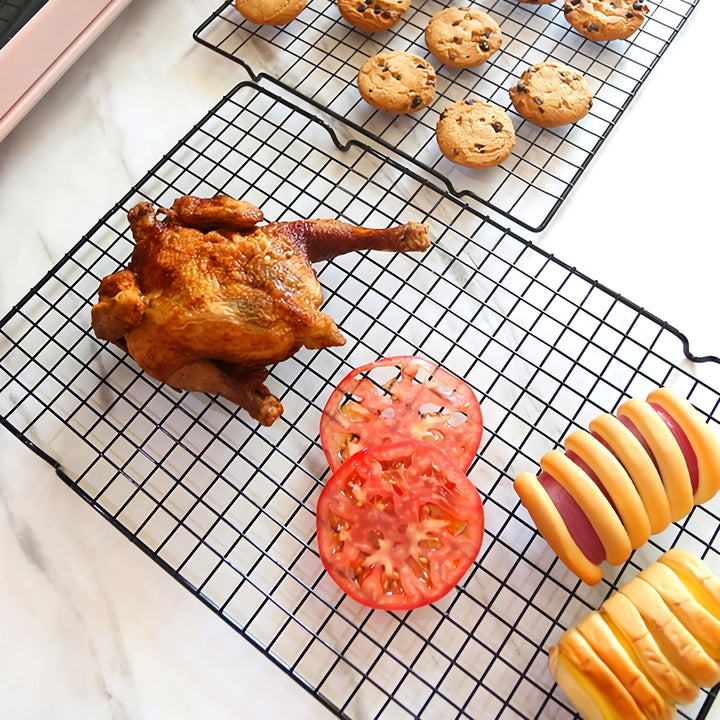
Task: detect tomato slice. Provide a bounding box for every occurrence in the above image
[320,355,483,472]
[316,439,485,610]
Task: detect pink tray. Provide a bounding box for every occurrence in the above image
[0,0,133,143]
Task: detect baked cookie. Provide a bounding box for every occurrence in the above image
[509,62,593,128]
[563,0,649,41]
[235,0,306,25]
[436,98,515,168]
[338,0,411,32]
[357,51,437,114]
[424,7,503,69]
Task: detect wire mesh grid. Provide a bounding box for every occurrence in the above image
[193,0,698,232]
[1,82,720,719]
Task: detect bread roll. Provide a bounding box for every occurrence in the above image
[549,628,646,720]
[576,611,675,720]
[638,562,720,661]
[659,548,720,621]
[619,577,720,688]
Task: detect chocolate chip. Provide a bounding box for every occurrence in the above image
[474,144,485,152]
[479,41,490,51]
[491,122,502,132]
[632,1,644,9]
[626,10,633,16]
[533,96,544,105]
[484,30,492,37]
[516,82,527,92]
[466,98,475,105]
[411,95,422,108]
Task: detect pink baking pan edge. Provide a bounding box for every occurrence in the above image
[0,0,133,144]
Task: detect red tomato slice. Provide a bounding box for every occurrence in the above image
[316,439,485,611]
[320,355,483,472]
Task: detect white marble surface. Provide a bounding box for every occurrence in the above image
[0,0,719,717]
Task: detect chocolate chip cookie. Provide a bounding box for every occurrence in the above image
[436,98,516,168]
[235,0,306,25]
[509,61,593,128]
[357,51,437,114]
[338,0,411,32]
[424,7,503,69]
[563,0,649,41]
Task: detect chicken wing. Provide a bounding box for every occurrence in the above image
[92,195,430,425]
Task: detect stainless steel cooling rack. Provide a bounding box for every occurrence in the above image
[193,0,699,232]
[1,82,719,719]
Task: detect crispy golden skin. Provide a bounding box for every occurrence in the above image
[91,195,430,425]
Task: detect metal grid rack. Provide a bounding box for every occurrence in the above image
[194,0,698,232]
[1,82,719,719]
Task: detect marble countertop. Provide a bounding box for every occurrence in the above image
[1,0,719,717]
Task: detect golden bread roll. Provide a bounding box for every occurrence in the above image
[617,398,694,522]
[659,548,720,621]
[549,628,647,720]
[576,611,675,720]
[589,412,671,534]
[550,551,720,720]
[564,429,651,549]
[638,562,720,661]
[619,577,720,688]
[647,388,720,505]
[601,592,698,704]
[514,472,603,585]
[540,450,631,566]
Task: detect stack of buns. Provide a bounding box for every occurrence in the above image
[514,387,720,584]
[549,548,720,719]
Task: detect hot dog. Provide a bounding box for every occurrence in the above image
[514,387,720,583]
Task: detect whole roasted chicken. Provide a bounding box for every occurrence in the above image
[91,195,430,425]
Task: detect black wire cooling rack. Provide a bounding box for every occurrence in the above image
[193,0,699,232]
[2,82,720,719]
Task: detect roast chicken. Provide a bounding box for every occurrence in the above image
[91,195,430,425]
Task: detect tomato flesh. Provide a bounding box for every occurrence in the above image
[316,439,484,610]
[320,355,483,473]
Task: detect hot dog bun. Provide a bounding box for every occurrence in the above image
[514,472,603,585]
[540,449,631,566]
[564,428,650,549]
[646,387,720,505]
[589,411,671,534]
[617,398,694,522]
